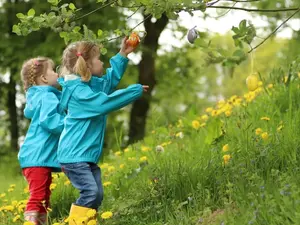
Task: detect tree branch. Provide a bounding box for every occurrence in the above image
[248,8,300,53]
[73,0,118,21]
[220,0,261,2]
[206,5,300,12]
[127,6,142,19]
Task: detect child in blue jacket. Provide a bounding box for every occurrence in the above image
[58,38,148,224]
[19,57,65,225]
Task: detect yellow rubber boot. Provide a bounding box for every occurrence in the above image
[68,204,97,225]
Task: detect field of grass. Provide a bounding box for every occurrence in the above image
[1,65,300,225]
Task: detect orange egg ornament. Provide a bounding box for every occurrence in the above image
[127,32,140,47]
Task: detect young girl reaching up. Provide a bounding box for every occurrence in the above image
[19,57,65,225]
[57,39,148,224]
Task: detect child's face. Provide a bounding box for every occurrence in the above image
[44,66,59,87]
[90,55,104,76]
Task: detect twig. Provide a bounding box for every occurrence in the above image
[103,14,151,43]
[248,8,300,53]
[221,0,261,2]
[209,2,238,18]
[206,0,221,7]
[73,0,117,21]
[206,5,300,12]
[127,6,142,19]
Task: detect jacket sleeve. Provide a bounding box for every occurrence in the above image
[39,92,64,134]
[100,53,129,93]
[72,84,143,119]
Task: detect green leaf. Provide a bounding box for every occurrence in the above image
[33,17,45,23]
[48,0,59,6]
[97,29,103,37]
[12,25,21,35]
[194,38,209,48]
[73,26,81,32]
[101,48,107,55]
[16,13,25,19]
[69,3,76,10]
[27,9,35,17]
[231,26,239,34]
[59,31,67,38]
[239,20,247,31]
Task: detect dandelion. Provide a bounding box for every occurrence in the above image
[140,156,148,162]
[8,188,14,192]
[175,132,184,139]
[12,215,21,222]
[124,148,130,153]
[114,151,122,156]
[10,184,16,188]
[192,120,200,129]
[211,110,218,117]
[119,164,125,169]
[261,132,269,140]
[268,84,273,89]
[12,201,18,206]
[103,182,112,187]
[223,155,231,165]
[3,205,14,211]
[100,163,109,169]
[258,81,263,86]
[86,209,96,218]
[225,110,232,117]
[0,193,6,198]
[201,114,209,121]
[141,146,151,152]
[107,166,115,172]
[260,117,270,121]
[101,211,113,219]
[18,204,26,213]
[222,144,229,152]
[50,183,57,191]
[151,130,155,134]
[52,223,61,225]
[255,128,263,135]
[156,145,165,153]
[128,157,136,161]
[23,222,35,225]
[87,220,97,225]
[205,107,213,113]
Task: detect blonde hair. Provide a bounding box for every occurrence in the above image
[60,41,100,82]
[21,57,54,91]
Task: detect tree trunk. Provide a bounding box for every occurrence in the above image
[128,14,168,144]
[6,69,19,151]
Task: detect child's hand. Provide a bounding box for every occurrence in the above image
[142,85,149,92]
[119,37,138,57]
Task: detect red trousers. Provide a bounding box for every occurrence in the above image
[22,167,52,213]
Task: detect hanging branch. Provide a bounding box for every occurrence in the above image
[248,8,300,53]
[206,5,300,12]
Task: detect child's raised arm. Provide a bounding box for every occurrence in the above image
[71,84,144,119]
[39,92,64,135]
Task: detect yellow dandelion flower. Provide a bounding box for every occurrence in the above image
[119,164,125,169]
[211,110,218,117]
[86,209,97,218]
[205,107,213,113]
[114,151,122,156]
[260,117,270,121]
[23,222,35,225]
[101,211,113,219]
[12,201,18,206]
[0,193,6,198]
[141,146,151,152]
[124,148,130,153]
[258,81,263,86]
[140,156,148,162]
[50,183,57,191]
[12,215,21,222]
[4,205,14,211]
[222,144,229,152]
[128,157,136,161]
[103,182,112,187]
[151,130,156,134]
[175,132,184,139]
[52,223,61,225]
[192,120,200,129]
[18,204,26,213]
[8,188,14,192]
[64,180,71,186]
[100,163,109,169]
[223,154,231,165]
[261,132,269,140]
[87,220,97,225]
[255,128,263,135]
[10,184,16,188]
[201,114,209,121]
[268,84,273,89]
[225,110,232,117]
[108,166,115,172]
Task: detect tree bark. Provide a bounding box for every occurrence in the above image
[6,69,19,151]
[128,14,169,144]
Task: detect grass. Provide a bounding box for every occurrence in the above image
[1,64,300,225]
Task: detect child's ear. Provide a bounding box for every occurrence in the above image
[41,74,48,83]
